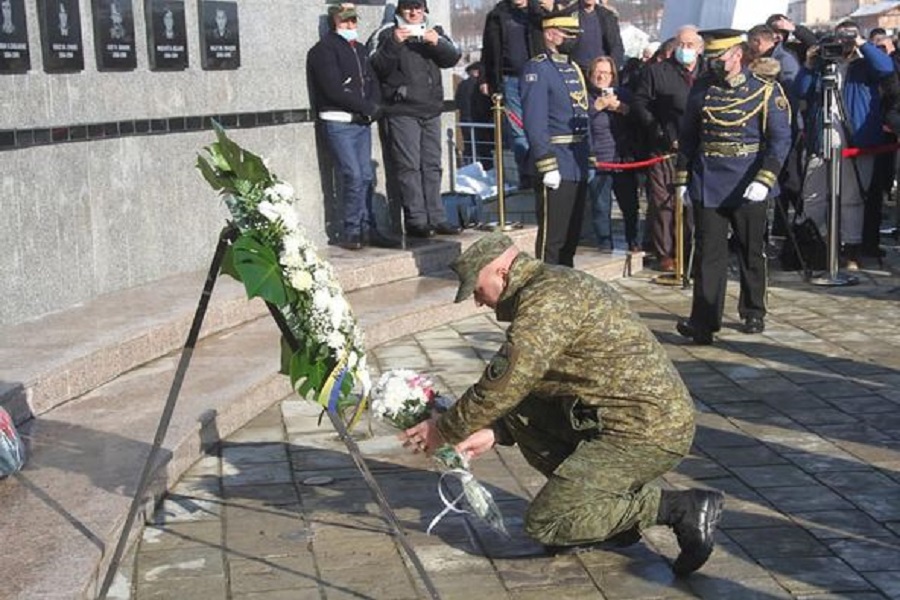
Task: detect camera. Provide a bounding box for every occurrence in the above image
[820,42,846,60]
[404,23,426,41]
[819,30,856,61]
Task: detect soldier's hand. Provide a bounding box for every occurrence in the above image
[542,169,562,190]
[743,181,769,202]
[675,185,688,205]
[400,417,444,455]
[456,428,496,461]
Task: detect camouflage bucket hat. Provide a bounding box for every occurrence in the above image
[450,233,514,303]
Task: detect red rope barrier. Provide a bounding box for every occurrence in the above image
[841,142,900,158]
[596,154,673,171]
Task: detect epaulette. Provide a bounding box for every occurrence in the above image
[533,53,549,63]
[749,57,781,81]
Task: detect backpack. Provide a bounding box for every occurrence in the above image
[0,407,26,478]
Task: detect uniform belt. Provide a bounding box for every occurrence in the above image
[702,141,760,157]
[550,134,585,144]
[319,111,353,123]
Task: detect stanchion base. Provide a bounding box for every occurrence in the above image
[810,272,860,287]
[482,222,523,232]
[652,273,684,286]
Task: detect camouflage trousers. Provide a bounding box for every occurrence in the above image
[502,395,693,546]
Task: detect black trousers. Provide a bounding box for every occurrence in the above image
[534,179,587,267]
[689,201,768,333]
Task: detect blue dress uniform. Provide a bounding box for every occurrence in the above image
[675,32,791,342]
[521,41,593,266]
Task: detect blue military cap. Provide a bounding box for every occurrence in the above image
[542,0,581,34]
[701,28,747,58]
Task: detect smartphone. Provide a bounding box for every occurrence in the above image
[600,87,614,97]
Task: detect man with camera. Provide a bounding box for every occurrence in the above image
[795,20,894,270]
[370,0,462,239]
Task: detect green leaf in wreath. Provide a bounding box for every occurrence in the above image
[231,234,290,306]
[196,156,227,191]
[219,244,241,282]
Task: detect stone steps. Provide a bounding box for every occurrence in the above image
[0,227,641,599]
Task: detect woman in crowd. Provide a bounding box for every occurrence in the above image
[586,56,640,252]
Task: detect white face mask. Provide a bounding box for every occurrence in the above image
[337,28,358,42]
[674,47,696,66]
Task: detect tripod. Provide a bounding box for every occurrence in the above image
[811,61,859,286]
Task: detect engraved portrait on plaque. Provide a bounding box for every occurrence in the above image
[92,0,136,70]
[199,0,238,70]
[146,0,187,70]
[0,0,30,73]
[38,0,84,72]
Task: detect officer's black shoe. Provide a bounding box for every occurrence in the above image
[339,234,363,251]
[433,221,462,235]
[657,489,725,577]
[406,224,435,238]
[742,316,765,335]
[545,526,642,556]
[367,229,402,249]
[676,319,713,345]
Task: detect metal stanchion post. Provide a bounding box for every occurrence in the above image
[490,93,518,232]
[811,62,858,287]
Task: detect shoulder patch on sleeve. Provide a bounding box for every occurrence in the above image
[481,342,520,391]
[524,73,538,83]
[775,96,789,111]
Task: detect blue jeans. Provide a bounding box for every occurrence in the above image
[588,171,615,249]
[323,121,375,236]
[503,75,529,185]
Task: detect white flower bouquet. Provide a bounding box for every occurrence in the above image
[370,369,438,430]
[371,369,508,536]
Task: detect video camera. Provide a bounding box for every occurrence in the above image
[819,29,857,61]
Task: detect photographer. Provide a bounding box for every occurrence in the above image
[370,0,462,238]
[794,20,894,270]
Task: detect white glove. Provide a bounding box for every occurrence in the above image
[743,181,769,202]
[542,170,561,190]
[674,185,688,204]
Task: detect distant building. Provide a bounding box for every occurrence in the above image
[850,1,900,31]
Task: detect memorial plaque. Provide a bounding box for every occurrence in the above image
[0,0,30,73]
[38,0,84,72]
[146,0,187,70]
[91,0,136,70]
[199,0,238,70]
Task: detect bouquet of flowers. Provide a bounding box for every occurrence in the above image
[197,124,369,422]
[370,369,438,430]
[370,369,508,536]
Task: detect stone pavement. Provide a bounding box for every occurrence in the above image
[118,246,900,600]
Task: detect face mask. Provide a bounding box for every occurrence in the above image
[674,47,696,66]
[709,58,728,80]
[337,28,358,42]
[558,38,577,55]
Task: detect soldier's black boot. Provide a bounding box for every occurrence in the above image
[657,489,725,576]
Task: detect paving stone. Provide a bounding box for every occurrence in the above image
[136,546,225,583]
[223,506,314,558]
[228,555,320,594]
[827,538,900,571]
[509,585,604,599]
[757,484,856,513]
[701,443,790,467]
[863,571,900,598]
[232,590,322,600]
[783,449,870,473]
[493,555,594,589]
[222,443,288,466]
[135,576,227,600]
[686,575,795,599]
[223,461,294,487]
[140,521,223,553]
[428,571,510,599]
[583,558,697,600]
[794,510,895,544]
[758,557,874,594]
[727,526,832,560]
[731,465,819,488]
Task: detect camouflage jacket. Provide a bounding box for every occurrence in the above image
[437,255,695,449]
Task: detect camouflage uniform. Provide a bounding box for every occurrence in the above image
[440,248,695,546]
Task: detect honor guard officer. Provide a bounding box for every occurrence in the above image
[521,8,594,267]
[675,29,792,345]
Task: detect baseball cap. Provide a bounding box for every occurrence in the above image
[328,3,358,21]
[450,233,514,303]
